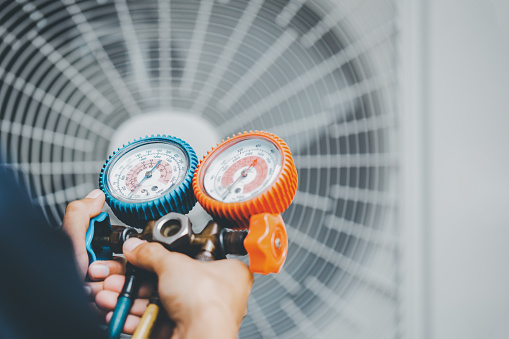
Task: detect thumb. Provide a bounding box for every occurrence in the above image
[123,239,184,275]
[62,189,106,276]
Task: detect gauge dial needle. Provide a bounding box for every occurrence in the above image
[222,159,257,200]
[129,160,162,197]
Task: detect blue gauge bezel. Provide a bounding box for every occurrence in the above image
[99,135,198,228]
[104,140,189,204]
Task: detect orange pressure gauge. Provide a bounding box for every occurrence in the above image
[193,131,298,229]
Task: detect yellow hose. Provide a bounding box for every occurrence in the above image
[131,303,160,339]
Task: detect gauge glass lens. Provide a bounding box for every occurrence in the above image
[106,141,188,203]
[202,138,282,203]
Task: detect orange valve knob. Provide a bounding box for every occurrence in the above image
[193,130,298,229]
[244,213,288,274]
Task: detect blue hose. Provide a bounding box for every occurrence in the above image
[108,296,132,339]
[107,263,143,338]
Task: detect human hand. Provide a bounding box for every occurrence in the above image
[96,238,254,338]
[94,273,174,337]
[62,189,125,289]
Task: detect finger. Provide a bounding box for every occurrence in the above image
[88,259,126,281]
[102,275,155,298]
[105,312,141,335]
[95,290,119,313]
[222,259,254,286]
[123,238,191,275]
[102,275,125,292]
[62,189,106,276]
[96,290,149,316]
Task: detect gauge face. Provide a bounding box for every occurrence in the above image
[106,141,189,203]
[201,137,282,203]
[194,130,298,229]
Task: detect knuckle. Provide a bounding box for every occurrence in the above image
[222,259,253,285]
[229,258,249,271]
[233,260,254,284]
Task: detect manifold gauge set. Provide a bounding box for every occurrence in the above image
[85,131,298,339]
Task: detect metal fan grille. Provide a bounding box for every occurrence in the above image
[0,0,400,338]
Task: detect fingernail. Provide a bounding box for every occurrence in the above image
[85,189,102,199]
[123,238,146,252]
[83,284,92,297]
[89,263,109,278]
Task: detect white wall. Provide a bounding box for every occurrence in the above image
[426,0,509,337]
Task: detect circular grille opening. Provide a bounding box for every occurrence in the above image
[0,0,399,337]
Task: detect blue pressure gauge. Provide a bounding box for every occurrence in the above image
[99,135,198,228]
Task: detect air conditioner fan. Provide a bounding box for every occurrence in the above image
[0,0,399,338]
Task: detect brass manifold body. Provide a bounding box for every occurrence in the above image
[91,212,248,261]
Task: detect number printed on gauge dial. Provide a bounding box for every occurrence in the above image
[202,138,282,203]
[106,142,188,203]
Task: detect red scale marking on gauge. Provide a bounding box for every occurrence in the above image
[156,161,173,184]
[221,156,268,194]
[125,159,172,193]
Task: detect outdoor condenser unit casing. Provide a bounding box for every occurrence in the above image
[0,0,508,338]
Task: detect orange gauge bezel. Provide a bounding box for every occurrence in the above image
[193,131,298,229]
